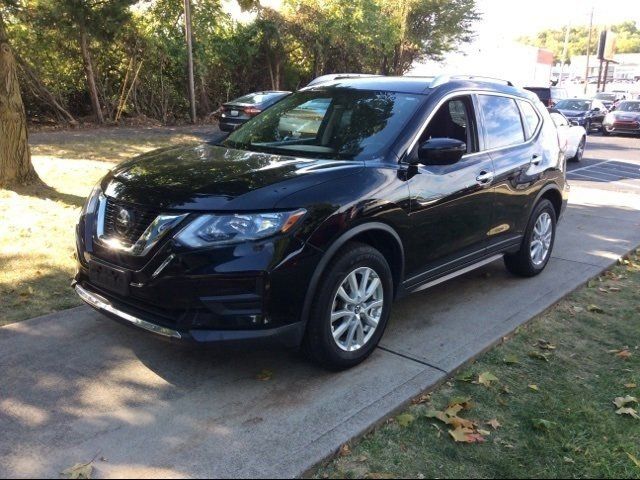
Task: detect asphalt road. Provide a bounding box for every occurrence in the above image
[1,134,640,479]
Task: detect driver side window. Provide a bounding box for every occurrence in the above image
[420,96,478,154]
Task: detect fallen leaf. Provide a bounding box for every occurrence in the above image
[587,304,605,314]
[456,371,474,383]
[627,452,640,469]
[625,384,637,389]
[503,354,520,365]
[62,463,93,480]
[412,393,431,405]
[477,372,499,387]
[477,428,491,436]
[444,404,463,418]
[366,473,395,479]
[532,419,555,431]
[613,396,638,409]
[616,350,632,360]
[563,457,575,464]
[338,444,351,457]
[256,369,273,381]
[616,407,640,420]
[486,418,501,430]
[449,426,476,443]
[537,339,556,350]
[528,351,550,362]
[396,413,415,428]
[448,396,472,409]
[529,384,540,392]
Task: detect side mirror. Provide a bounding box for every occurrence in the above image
[416,138,466,166]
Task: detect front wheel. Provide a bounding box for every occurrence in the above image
[504,199,557,277]
[303,242,393,370]
[584,119,591,135]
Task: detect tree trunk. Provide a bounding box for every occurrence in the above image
[0,15,40,188]
[79,29,104,124]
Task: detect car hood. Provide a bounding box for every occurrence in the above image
[611,112,640,121]
[102,143,364,211]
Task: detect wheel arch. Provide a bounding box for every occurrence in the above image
[300,222,405,330]
[535,184,563,221]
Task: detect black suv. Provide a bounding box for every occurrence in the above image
[74,76,568,370]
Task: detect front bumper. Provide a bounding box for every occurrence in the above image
[74,282,306,347]
[603,119,640,134]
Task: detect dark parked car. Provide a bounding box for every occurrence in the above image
[603,100,640,135]
[218,91,291,131]
[553,98,607,133]
[593,92,618,111]
[524,86,568,108]
[74,76,568,370]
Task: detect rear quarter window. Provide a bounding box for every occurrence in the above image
[518,100,541,139]
[478,95,525,150]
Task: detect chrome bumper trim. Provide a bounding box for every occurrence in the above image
[75,284,182,339]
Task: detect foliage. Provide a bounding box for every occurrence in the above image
[519,21,640,63]
[0,0,478,124]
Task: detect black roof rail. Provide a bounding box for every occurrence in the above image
[430,75,514,88]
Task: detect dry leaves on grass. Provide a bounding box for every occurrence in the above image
[425,398,492,444]
[609,348,633,360]
[628,452,640,469]
[476,372,499,387]
[536,339,556,350]
[587,304,605,314]
[614,396,639,420]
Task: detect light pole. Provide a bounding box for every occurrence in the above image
[584,6,594,94]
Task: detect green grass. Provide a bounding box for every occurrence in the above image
[314,254,640,479]
[0,130,200,326]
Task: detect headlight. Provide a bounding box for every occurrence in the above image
[175,209,306,247]
[81,183,102,216]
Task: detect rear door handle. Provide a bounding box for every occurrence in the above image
[476,171,494,185]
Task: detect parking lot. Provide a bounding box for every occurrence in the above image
[1,133,639,479]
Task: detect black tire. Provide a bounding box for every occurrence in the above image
[601,126,612,136]
[504,199,557,277]
[570,136,586,162]
[584,119,591,135]
[303,242,393,370]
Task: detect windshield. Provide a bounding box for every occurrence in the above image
[595,93,616,101]
[555,99,590,111]
[222,89,424,160]
[616,101,640,112]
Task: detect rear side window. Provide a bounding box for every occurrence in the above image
[518,100,541,139]
[478,95,525,150]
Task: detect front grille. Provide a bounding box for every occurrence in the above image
[104,199,161,246]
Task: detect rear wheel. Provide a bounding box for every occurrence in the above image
[570,136,586,162]
[303,242,393,370]
[504,199,557,277]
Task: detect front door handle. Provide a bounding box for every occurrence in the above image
[476,171,494,185]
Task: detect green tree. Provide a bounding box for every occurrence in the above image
[33,0,138,123]
[520,21,640,63]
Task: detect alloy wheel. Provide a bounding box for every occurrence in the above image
[530,212,553,266]
[330,267,384,352]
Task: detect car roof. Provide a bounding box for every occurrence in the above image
[301,75,533,99]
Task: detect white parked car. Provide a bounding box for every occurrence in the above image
[549,110,587,162]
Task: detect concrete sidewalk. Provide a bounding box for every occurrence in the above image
[2,154,640,478]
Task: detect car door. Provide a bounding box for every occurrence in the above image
[403,94,495,285]
[480,94,543,252]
